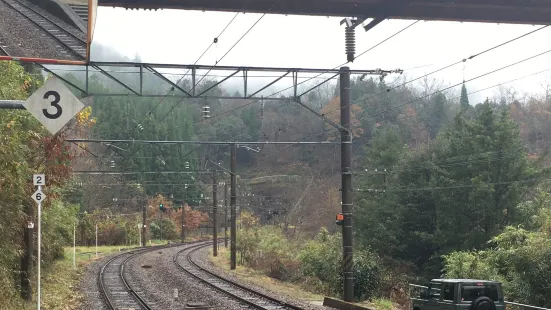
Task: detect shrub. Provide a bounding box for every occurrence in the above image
[443,226,551,306]
[298,228,381,301]
[233,215,382,302]
[255,226,300,280]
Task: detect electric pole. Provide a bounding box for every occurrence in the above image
[181,203,185,243]
[182,184,188,243]
[212,170,218,256]
[340,66,354,302]
[230,144,237,270]
[224,182,228,248]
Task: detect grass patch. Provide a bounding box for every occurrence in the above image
[209,247,325,305]
[368,298,395,310]
[31,244,141,310]
[37,248,83,310]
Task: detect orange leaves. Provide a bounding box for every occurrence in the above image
[75,106,97,128]
[146,194,209,230]
[320,96,364,140]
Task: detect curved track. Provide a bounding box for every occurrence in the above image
[1,0,86,59]
[174,242,305,310]
[99,248,153,310]
[99,240,213,310]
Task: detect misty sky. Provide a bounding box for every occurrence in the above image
[91,7,551,104]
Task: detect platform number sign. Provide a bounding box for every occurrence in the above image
[23,77,85,135]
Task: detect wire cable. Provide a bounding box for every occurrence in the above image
[372,46,551,118]
[192,0,283,91]
[322,25,550,118]
[356,176,549,193]
[180,20,420,128]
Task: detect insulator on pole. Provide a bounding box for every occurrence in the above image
[202,106,211,119]
[345,26,356,62]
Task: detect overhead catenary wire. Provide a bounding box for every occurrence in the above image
[207,24,551,147]
[370,46,551,118]
[322,24,550,117]
[109,9,281,163]
[273,62,551,159]
[112,3,284,163]
[174,20,420,129]
[355,176,550,193]
[177,12,240,84]
[191,0,283,91]
[95,11,244,165]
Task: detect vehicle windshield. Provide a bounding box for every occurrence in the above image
[460,283,499,301]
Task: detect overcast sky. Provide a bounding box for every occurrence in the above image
[91,7,551,104]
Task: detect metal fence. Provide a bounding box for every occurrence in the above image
[408,284,550,310]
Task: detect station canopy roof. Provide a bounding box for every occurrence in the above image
[98,0,551,25]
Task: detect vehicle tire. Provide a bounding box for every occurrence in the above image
[469,296,496,310]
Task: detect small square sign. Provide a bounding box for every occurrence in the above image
[33,174,45,186]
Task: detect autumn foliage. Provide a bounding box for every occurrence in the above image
[147,194,209,230]
[320,96,364,140]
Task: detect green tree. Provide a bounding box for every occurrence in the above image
[460,83,470,111]
[358,101,542,275]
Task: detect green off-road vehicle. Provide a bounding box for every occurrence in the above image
[412,279,506,310]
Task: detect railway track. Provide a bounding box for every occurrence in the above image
[99,248,153,310]
[99,239,214,310]
[1,0,86,59]
[174,242,305,310]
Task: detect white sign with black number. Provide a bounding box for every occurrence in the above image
[23,77,85,135]
[32,189,45,203]
[33,174,45,186]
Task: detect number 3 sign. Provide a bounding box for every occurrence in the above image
[23,77,85,135]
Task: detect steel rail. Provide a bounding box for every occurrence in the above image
[174,241,305,310]
[1,0,86,59]
[99,239,212,310]
[98,249,152,310]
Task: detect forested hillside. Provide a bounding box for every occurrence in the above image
[65,48,551,305]
[2,42,551,307]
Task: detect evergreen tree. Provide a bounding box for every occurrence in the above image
[460,83,470,111]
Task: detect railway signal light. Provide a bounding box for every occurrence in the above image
[159,203,165,212]
[336,213,344,226]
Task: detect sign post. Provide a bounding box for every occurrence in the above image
[32,174,45,310]
[73,220,76,269]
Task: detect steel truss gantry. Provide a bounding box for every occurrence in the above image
[40,61,402,101]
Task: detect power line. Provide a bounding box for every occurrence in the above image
[182,20,419,127]
[355,176,549,193]
[450,67,551,101]
[323,25,550,118]
[192,0,283,91]
[372,46,551,118]
[94,12,243,165]
[210,25,549,146]
[177,12,240,85]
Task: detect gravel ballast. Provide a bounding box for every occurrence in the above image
[126,244,248,310]
[0,0,84,60]
[79,254,113,310]
[191,245,335,310]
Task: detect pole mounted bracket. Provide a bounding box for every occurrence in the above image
[292,99,349,133]
[206,158,234,176]
[339,17,368,29]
